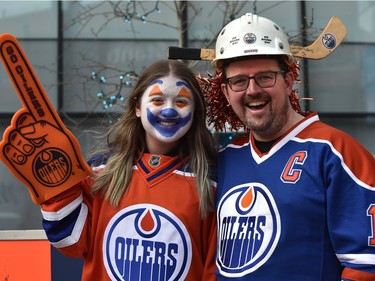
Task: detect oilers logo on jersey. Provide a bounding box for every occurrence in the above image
[217,183,281,277]
[103,204,192,281]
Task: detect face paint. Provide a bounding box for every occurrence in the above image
[136,75,195,145]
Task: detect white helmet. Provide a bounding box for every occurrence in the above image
[212,13,293,69]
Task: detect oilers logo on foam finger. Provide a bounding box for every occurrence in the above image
[33,148,71,187]
[217,183,281,277]
[103,204,192,281]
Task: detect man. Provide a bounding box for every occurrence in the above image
[206,13,375,280]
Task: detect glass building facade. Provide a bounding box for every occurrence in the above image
[0,1,374,230]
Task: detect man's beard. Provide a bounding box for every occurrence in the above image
[242,97,290,138]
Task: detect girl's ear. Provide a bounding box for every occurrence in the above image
[135,102,141,117]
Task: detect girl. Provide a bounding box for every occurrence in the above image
[41,60,217,280]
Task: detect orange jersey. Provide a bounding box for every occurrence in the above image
[41,153,217,281]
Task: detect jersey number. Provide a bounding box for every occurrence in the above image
[367,204,375,246]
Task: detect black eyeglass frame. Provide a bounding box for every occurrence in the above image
[224,70,286,92]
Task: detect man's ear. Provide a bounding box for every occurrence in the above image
[285,71,294,92]
[221,83,230,105]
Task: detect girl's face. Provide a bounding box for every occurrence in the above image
[136,74,195,154]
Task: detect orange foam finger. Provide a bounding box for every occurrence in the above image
[0,34,91,204]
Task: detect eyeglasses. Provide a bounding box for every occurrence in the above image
[224,71,286,92]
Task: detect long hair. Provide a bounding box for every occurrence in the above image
[91,60,216,217]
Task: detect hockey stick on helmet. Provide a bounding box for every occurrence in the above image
[167,16,347,61]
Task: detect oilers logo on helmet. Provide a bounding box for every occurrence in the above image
[217,183,281,277]
[243,33,256,44]
[103,204,192,281]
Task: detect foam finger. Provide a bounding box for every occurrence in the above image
[0,33,62,128]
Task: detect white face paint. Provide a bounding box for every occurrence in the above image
[136,75,195,147]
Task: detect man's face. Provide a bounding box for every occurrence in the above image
[221,58,294,140]
[136,75,194,149]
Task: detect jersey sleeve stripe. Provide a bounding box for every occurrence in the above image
[41,193,83,221]
[342,267,375,280]
[337,253,375,265]
[43,202,88,248]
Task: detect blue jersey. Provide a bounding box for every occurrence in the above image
[215,113,375,281]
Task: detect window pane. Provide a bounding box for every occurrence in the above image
[308,44,375,113]
[0,1,57,38]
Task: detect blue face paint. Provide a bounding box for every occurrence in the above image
[150,79,163,86]
[160,108,178,118]
[176,81,191,89]
[146,108,192,137]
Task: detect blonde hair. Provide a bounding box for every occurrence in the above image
[91,60,216,217]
